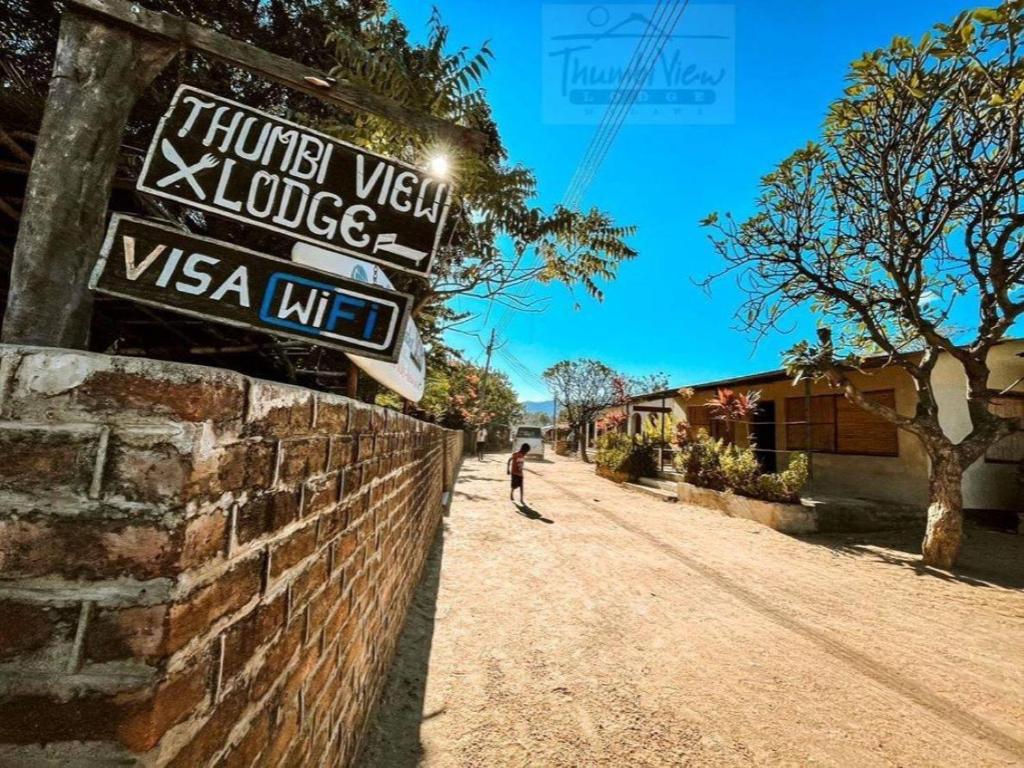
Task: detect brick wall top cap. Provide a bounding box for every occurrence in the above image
[1,345,248,426]
[0,346,455,439]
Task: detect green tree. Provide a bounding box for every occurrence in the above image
[0,0,383,137]
[391,357,522,430]
[702,4,1024,568]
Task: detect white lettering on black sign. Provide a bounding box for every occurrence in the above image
[136,86,452,277]
[89,214,411,362]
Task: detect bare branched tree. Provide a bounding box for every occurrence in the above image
[543,360,667,463]
[702,4,1024,567]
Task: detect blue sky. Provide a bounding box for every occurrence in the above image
[391,0,971,401]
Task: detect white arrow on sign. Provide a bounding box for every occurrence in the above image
[291,242,426,402]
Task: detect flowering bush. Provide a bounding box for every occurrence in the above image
[675,430,808,503]
[596,410,628,431]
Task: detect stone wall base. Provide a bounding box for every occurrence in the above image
[675,481,926,535]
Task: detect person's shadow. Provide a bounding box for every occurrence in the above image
[514,502,554,524]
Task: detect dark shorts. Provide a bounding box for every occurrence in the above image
[511,474,524,490]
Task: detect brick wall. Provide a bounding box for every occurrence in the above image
[0,345,462,766]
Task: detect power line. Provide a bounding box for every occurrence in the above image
[565,0,683,206]
[498,347,547,389]
[490,1,691,339]
[563,0,682,208]
[498,348,535,381]
[564,0,690,208]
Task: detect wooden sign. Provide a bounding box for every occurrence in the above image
[89,214,411,362]
[292,243,427,402]
[137,85,452,278]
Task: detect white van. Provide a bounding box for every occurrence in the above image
[511,425,545,458]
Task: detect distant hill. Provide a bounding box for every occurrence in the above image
[521,400,554,415]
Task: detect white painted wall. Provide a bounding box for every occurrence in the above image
[931,340,1024,511]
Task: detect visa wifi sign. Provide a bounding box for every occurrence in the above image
[90,215,410,361]
[137,86,451,277]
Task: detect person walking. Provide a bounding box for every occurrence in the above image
[507,442,530,503]
[476,425,488,461]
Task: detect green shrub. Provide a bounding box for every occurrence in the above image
[596,432,631,470]
[625,441,658,480]
[596,432,658,480]
[754,453,808,503]
[641,413,677,447]
[675,430,808,503]
[676,431,728,490]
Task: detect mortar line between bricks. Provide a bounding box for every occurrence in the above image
[152,612,312,768]
[65,600,93,673]
[526,466,1024,763]
[0,420,104,433]
[173,516,319,597]
[163,589,265,677]
[88,426,110,500]
[213,634,226,703]
[0,578,174,605]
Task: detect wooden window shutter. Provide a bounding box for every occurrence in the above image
[785,395,835,452]
[986,397,1024,463]
[687,405,710,429]
[835,390,898,456]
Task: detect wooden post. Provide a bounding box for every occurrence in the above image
[804,378,814,479]
[69,0,488,153]
[346,360,359,400]
[1,11,175,347]
[660,394,666,471]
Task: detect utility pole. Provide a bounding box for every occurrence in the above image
[474,329,498,451]
[478,329,497,420]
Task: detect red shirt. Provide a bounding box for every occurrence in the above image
[510,452,526,476]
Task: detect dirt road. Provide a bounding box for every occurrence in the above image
[362,454,1024,767]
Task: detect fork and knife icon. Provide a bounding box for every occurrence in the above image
[155,139,220,200]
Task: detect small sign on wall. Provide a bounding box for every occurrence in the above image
[137,85,452,278]
[89,214,412,362]
[292,242,427,402]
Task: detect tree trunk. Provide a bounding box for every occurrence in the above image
[1,12,176,348]
[578,425,590,463]
[921,452,965,569]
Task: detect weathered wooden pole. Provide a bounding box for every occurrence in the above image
[1,11,175,348]
[346,361,360,399]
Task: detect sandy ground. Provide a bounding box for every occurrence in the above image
[361,454,1024,767]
